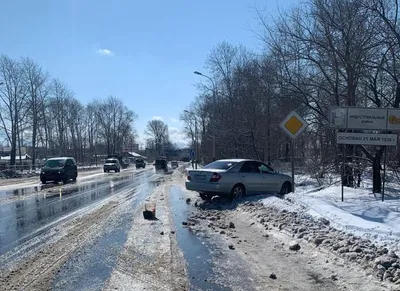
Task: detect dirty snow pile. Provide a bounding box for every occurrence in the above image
[251,174,400,284]
[240,200,400,284]
[0,169,38,179]
[286,184,400,251]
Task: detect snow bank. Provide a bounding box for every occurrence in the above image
[261,196,304,213]
[260,177,400,251]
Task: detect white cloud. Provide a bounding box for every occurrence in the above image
[170,118,179,123]
[97,49,115,56]
[169,127,190,148]
[152,116,163,121]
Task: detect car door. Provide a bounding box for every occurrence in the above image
[258,162,280,193]
[71,158,78,177]
[65,159,73,179]
[239,161,264,194]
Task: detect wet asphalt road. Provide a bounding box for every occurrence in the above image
[0,165,227,290]
[0,167,153,256]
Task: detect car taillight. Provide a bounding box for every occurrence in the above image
[209,173,221,182]
[187,175,191,181]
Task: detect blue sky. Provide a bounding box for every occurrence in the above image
[0,0,295,148]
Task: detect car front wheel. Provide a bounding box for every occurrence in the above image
[280,182,291,195]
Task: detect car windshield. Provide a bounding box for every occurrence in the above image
[105,159,117,163]
[44,159,65,168]
[203,161,238,170]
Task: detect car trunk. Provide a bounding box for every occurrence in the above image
[188,169,226,183]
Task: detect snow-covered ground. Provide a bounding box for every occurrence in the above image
[261,173,400,252]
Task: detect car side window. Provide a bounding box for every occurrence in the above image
[258,162,274,174]
[239,161,260,173]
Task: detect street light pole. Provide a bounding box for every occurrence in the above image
[194,71,216,162]
[184,110,198,169]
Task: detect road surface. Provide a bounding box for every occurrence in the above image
[0,166,396,291]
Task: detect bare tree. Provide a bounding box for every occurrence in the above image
[145,119,169,156]
[95,96,137,155]
[0,55,28,165]
[22,57,49,167]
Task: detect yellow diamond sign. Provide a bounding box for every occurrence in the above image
[280,111,308,139]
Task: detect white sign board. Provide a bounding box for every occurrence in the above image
[337,132,398,146]
[279,111,308,139]
[329,107,400,131]
[330,107,347,128]
[347,108,388,130]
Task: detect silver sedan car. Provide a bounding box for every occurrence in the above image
[185,159,292,200]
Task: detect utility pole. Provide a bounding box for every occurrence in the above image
[194,71,216,162]
[185,110,198,169]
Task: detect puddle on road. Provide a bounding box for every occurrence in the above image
[0,169,144,200]
[170,186,230,291]
[0,172,154,256]
[52,180,154,291]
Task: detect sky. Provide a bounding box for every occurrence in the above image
[0,0,296,149]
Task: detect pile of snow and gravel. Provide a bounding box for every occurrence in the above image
[239,199,400,284]
[285,185,400,250]
[0,169,38,179]
[181,196,393,290]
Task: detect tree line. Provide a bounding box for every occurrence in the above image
[144,119,178,160]
[0,55,137,167]
[181,0,400,193]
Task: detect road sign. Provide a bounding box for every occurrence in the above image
[280,111,308,139]
[336,132,397,146]
[347,108,387,130]
[330,107,347,128]
[329,107,400,130]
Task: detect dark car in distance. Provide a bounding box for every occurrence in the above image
[135,158,146,169]
[104,158,121,172]
[40,157,78,184]
[154,158,168,173]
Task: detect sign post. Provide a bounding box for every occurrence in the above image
[341,144,345,202]
[332,107,399,201]
[279,111,309,193]
[382,146,387,201]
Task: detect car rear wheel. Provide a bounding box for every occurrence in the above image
[63,176,68,184]
[199,192,212,201]
[41,179,46,184]
[231,184,245,199]
[72,175,77,182]
[280,182,291,195]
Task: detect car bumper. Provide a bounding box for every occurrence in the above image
[185,181,230,195]
[40,173,63,180]
[104,166,118,170]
